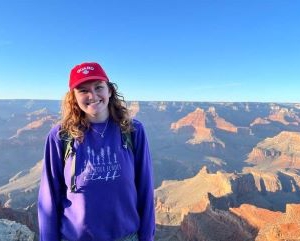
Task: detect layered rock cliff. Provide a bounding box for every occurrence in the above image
[230,203,300,241]
[170,108,226,147]
[155,166,300,240]
[0,161,42,209]
[208,107,238,133]
[180,207,256,241]
[246,131,300,169]
[255,204,300,241]
[251,105,300,126]
[171,108,215,144]
[9,115,56,139]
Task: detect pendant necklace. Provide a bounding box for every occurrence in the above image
[91,118,109,138]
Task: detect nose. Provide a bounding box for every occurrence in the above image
[88,88,98,100]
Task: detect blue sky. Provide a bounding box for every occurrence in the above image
[0,0,299,102]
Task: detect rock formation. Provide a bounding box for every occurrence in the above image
[230,204,282,229]
[208,106,238,133]
[155,166,300,240]
[246,131,300,169]
[180,207,256,241]
[0,219,34,241]
[9,115,56,139]
[251,105,300,126]
[170,108,224,145]
[230,203,300,241]
[2,100,300,241]
[250,117,271,126]
[255,204,300,241]
[0,161,42,209]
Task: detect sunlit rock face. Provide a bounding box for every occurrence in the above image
[170,107,226,147]
[171,108,215,144]
[255,204,300,241]
[246,131,300,169]
[208,106,238,133]
[155,166,300,241]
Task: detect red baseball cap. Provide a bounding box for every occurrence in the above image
[69,62,109,89]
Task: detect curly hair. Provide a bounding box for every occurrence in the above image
[60,82,132,142]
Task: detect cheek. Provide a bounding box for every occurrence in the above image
[74,94,85,106]
[74,92,80,101]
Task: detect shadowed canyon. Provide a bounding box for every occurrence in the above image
[0,100,300,240]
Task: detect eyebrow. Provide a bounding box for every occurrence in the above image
[77,81,104,89]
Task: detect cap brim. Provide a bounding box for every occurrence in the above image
[70,76,109,89]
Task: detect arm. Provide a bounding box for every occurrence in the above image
[133,120,155,241]
[38,126,64,241]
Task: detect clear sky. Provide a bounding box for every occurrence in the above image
[0,0,299,102]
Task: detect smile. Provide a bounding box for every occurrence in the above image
[87,100,102,106]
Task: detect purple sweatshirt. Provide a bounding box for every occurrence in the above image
[38,119,155,241]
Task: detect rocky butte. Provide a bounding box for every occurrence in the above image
[155,166,300,241]
[246,131,300,169]
[171,108,216,144]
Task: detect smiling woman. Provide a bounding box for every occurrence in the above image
[74,81,112,123]
[37,62,155,241]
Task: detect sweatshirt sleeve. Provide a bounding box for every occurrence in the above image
[132,120,155,241]
[38,126,65,241]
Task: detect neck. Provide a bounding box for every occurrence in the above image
[87,110,110,123]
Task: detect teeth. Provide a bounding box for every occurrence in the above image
[87,100,101,105]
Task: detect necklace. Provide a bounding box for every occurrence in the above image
[91,118,109,138]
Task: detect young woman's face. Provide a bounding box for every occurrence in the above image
[74,80,111,123]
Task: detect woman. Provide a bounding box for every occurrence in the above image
[38,62,155,241]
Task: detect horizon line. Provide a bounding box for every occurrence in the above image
[0,98,299,105]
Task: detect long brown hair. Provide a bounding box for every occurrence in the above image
[60,82,132,141]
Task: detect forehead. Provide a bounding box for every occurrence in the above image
[76,80,107,88]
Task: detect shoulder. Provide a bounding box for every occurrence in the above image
[132,118,145,132]
[47,123,63,142]
[131,118,149,141]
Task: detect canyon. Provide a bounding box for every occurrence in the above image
[1,100,300,240]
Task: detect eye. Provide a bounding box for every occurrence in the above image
[95,85,104,91]
[77,88,88,94]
